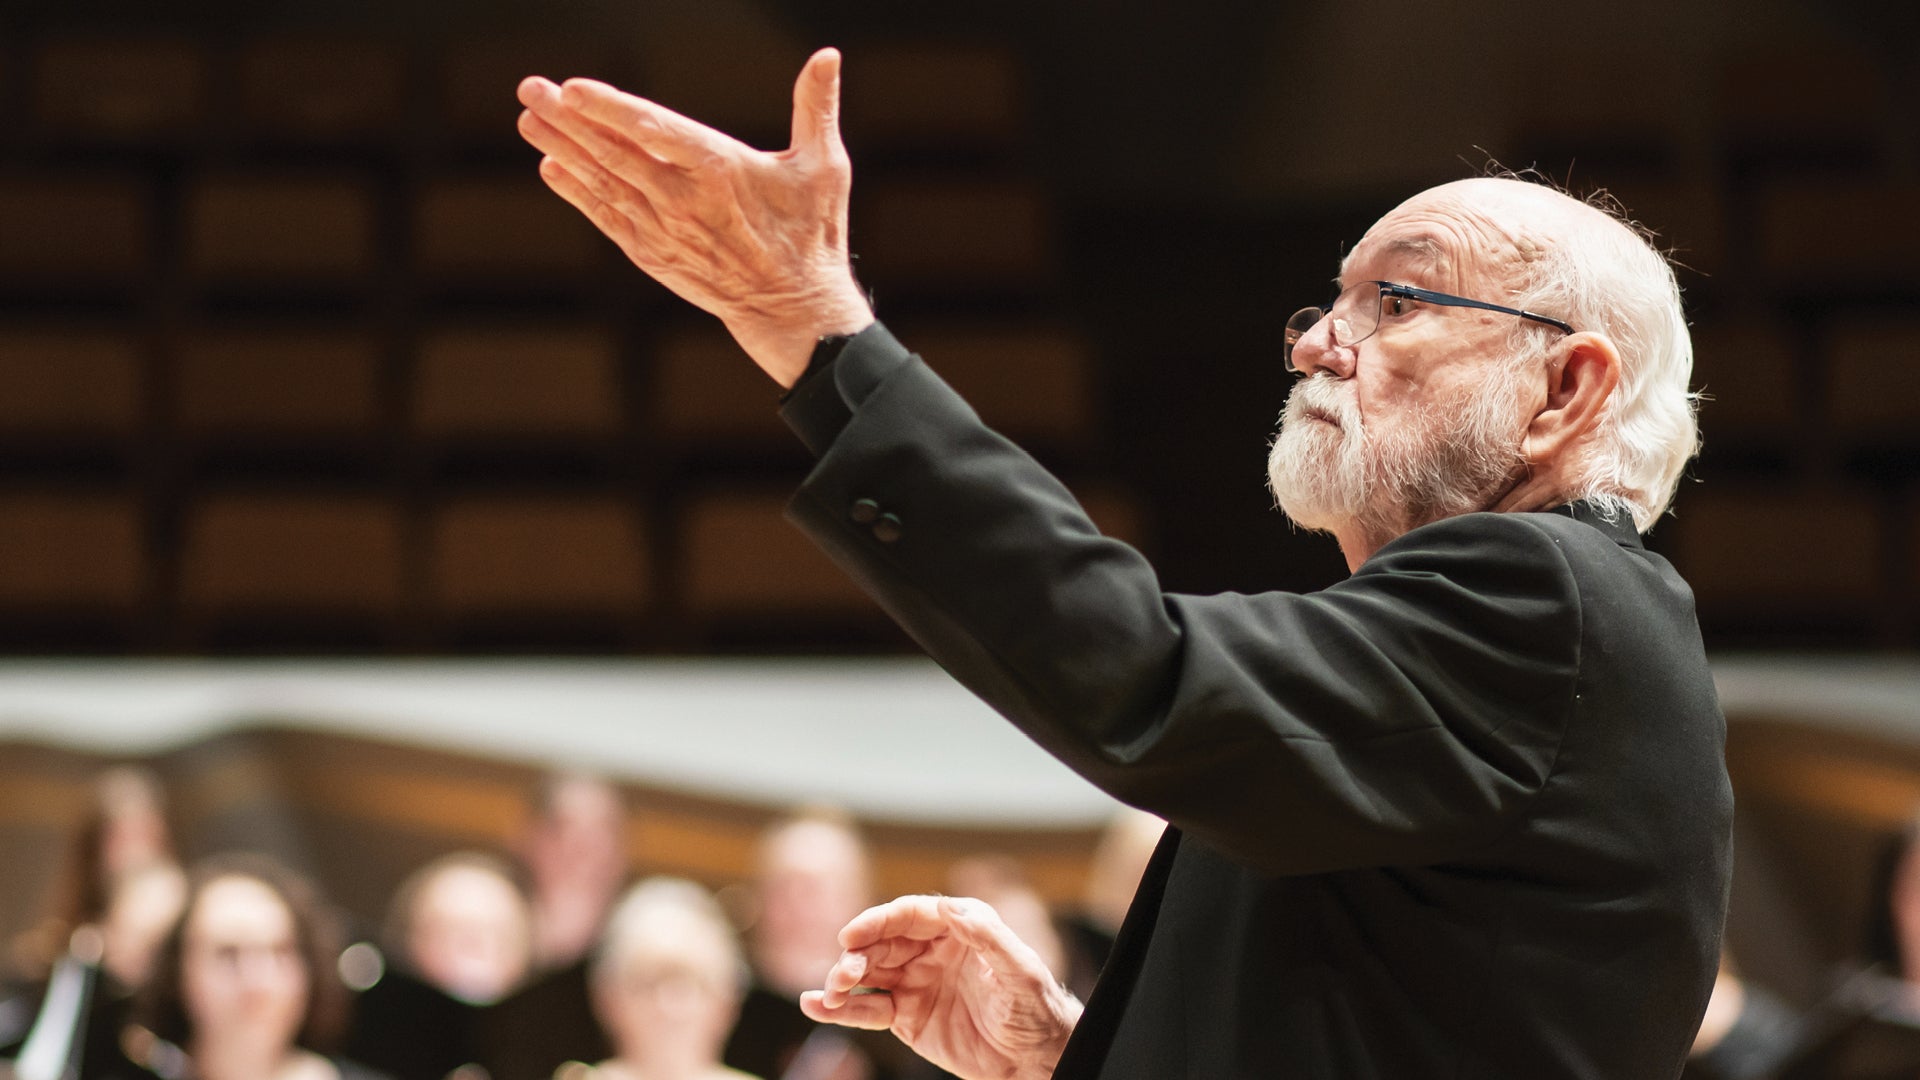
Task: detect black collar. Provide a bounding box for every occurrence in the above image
[1547,500,1644,548]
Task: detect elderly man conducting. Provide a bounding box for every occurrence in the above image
[515,48,1730,1080]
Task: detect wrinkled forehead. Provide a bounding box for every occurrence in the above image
[1340,183,1547,293]
[1340,233,1454,289]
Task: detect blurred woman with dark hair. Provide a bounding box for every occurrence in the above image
[125,852,389,1080]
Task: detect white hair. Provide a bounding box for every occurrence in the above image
[1502,188,1700,532]
[592,876,747,995]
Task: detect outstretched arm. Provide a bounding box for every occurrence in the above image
[515,48,874,386]
[800,895,1082,1080]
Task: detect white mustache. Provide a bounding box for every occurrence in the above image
[1283,375,1359,431]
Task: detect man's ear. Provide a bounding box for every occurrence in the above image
[1524,331,1620,465]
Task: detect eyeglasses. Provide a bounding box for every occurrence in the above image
[1282,280,1575,373]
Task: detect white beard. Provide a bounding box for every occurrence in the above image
[1266,368,1530,545]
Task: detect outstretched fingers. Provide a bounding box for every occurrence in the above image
[549,77,734,171]
[533,157,663,266]
[518,79,687,203]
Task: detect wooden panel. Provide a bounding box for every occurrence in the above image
[679,491,872,616]
[0,726,1110,947]
[238,38,405,139]
[440,37,617,140]
[912,322,1097,446]
[1673,489,1881,609]
[412,325,623,437]
[33,37,204,138]
[427,495,649,614]
[648,323,788,445]
[178,494,403,613]
[1755,180,1920,285]
[628,15,805,143]
[1598,178,1727,282]
[1716,43,1889,149]
[1074,484,1153,557]
[173,328,382,435]
[0,493,145,608]
[0,175,149,281]
[0,328,144,435]
[842,42,1024,145]
[414,176,604,278]
[1827,317,1920,440]
[1689,315,1798,443]
[858,178,1055,291]
[1725,720,1920,975]
[184,174,377,281]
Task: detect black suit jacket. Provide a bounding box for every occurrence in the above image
[780,323,1733,1079]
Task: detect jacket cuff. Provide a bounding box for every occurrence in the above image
[779,321,912,457]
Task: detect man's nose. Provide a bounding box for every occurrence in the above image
[1288,314,1353,379]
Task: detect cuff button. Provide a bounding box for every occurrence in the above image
[850,498,882,525]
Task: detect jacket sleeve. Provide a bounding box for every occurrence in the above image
[781,325,1583,876]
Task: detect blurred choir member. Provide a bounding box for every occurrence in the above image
[71,860,192,1079]
[723,810,893,1080]
[96,863,189,997]
[346,852,530,1080]
[2,768,185,1077]
[1058,809,1163,999]
[396,853,532,1007]
[12,767,176,981]
[125,852,390,1080]
[575,878,759,1080]
[482,773,633,1080]
[521,774,631,971]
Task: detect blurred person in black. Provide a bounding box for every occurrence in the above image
[576,877,759,1080]
[482,774,632,1080]
[123,852,389,1080]
[723,811,894,1080]
[346,852,529,1080]
[397,853,532,1008]
[520,774,631,973]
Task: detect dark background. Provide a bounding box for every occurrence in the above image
[0,0,1914,655]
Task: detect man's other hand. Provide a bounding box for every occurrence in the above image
[516,48,874,387]
[800,895,1082,1080]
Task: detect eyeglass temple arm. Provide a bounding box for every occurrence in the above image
[1382,284,1575,335]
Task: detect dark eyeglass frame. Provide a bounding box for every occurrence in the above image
[1282,280,1576,373]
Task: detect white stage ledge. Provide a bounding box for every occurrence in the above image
[0,655,1915,826]
[0,657,1123,827]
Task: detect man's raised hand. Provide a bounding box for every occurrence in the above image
[799,895,1082,1080]
[515,48,874,387]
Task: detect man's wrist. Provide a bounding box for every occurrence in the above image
[734,287,875,388]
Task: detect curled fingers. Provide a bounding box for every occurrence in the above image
[800,988,896,1032]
